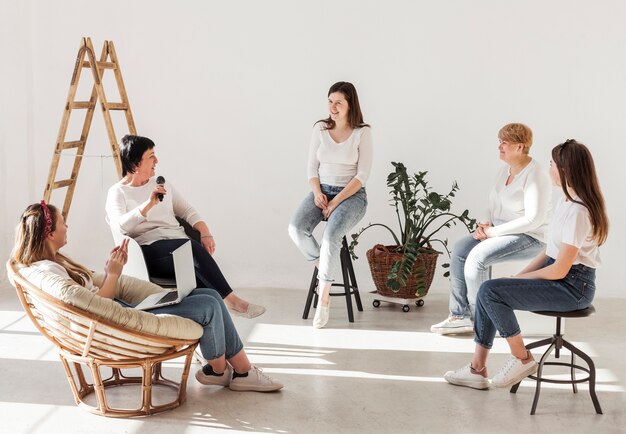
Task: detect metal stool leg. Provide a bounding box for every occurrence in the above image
[562,340,603,414]
[530,341,557,415]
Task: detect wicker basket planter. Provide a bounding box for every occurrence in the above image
[366,244,439,298]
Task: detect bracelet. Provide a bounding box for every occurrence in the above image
[201,235,214,239]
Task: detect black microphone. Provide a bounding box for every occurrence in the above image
[156,176,165,202]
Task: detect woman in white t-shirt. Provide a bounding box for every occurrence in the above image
[444,139,609,390]
[288,82,373,328]
[431,123,551,335]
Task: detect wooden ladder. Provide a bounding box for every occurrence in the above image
[44,37,136,219]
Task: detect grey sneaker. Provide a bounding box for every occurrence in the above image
[492,355,537,388]
[431,316,474,335]
[229,365,283,392]
[195,364,232,387]
[444,364,490,390]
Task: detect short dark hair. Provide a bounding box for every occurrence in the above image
[119,135,155,176]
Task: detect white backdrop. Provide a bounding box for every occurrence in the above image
[1,0,624,297]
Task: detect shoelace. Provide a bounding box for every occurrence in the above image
[498,356,519,377]
[252,365,273,382]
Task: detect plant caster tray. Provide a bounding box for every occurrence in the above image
[370,290,425,312]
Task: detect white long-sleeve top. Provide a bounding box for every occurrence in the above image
[546,196,600,267]
[485,159,551,241]
[307,123,373,187]
[106,177,202,246]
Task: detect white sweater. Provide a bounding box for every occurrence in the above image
[486,159,551,241]
[106,177,202,246]
[307,123,373,187]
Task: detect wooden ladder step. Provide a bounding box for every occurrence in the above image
[71,101,95,109]
[82,60,116,69]
[106,102,128,110]
[59,140,83,150]
[51,179,75,189]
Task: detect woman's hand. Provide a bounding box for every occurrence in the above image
[139,185,167,217]
[322,199,339,219]
[314,192,328,210]
[105,239,128,277]
[149,184,167,205]
[201,235,216,255]
[472,221,492,241]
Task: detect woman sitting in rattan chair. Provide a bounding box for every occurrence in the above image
[11,201,283,393]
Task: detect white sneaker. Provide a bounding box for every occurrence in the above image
[229,365,283,392]
[491,354,538,388]
[431,316,474,335]
[313,304,330,329]
[444,364,490,390]
[195,364,232,387]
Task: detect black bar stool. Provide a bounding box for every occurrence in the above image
[302,236,363,323]
[510,305,602,415]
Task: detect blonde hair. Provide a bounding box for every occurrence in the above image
[498,123,533,154]
[12,203,92,286]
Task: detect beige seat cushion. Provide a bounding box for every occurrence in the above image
[19,267,203,341]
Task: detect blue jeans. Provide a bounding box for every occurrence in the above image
[474,258,596,349]
[150,288,243,360]
[288,184,367,283]
[449,233,545,319]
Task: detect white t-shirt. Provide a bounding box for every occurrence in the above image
[24,260,98,293]
[486,159,551,242]
[307,123,373,187]
[106,177,202,246]
[546,196,601,268]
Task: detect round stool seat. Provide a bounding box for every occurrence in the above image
[533,305,595,318]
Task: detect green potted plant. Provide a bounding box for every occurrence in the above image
[349,162,476,298]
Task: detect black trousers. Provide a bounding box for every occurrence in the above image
[141,238,234,299]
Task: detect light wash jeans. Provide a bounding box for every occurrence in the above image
[474,258,596,349]
[449,233,544,319]
[150,288,243,360]
[288,184,367,284]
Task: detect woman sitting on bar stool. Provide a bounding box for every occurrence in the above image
[444,139,609,390]
[288,81,373,329]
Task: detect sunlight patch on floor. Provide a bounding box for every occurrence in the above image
[246,323,600,355]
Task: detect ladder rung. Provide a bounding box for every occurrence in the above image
[60,141,83,150]
[106,102,128,110]
[52,179,74,189]
[82,61,116,69]
[71,101,94,109]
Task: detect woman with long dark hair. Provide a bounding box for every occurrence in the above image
[444,139,609,390]
[288,81,373,328]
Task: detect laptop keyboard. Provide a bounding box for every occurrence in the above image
[157,291,179,304]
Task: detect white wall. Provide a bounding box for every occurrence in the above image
[2,0,625,297]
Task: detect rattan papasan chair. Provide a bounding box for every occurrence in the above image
[6,260,202,417]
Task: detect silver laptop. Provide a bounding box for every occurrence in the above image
[134,241,196,310]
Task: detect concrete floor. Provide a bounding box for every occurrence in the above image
[1,283,625,434]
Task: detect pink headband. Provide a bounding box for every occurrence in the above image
[40,200,53,237]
